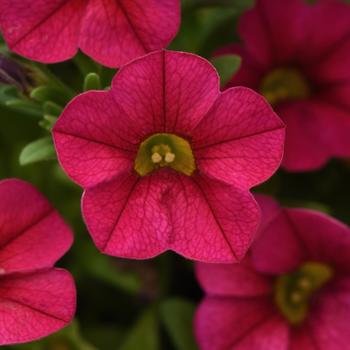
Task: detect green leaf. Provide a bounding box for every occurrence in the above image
[30,85,69,106]
[19,136,56,166]
[211,54,241,87]
[160,298,198,350]
[39,115,58,131]
[120,309,159,350]
[43,101,63,117]
[84,72,101,91]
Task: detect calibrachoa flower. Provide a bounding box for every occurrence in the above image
[0,179,76,345]
[53,50,285,263]
[221,0,350,171]
[0,0,180,68]
[195,195,350,349]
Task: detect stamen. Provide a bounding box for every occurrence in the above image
[298,276,312,290]
[165,152,176,163]
[152,152,162,164]
[134,133,196,176]
[290,291,303,304]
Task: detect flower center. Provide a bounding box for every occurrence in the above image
[260,67,311,106]
[134,133,196,177]
[274,262,333,325]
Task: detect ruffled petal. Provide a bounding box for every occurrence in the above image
[82,171,260,262]
[0,269,76,345]
[192,87,285,189]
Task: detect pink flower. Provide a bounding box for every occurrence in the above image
[222,0,350,171]
[0,0,180,68]
[53,50,285,263]
[0,179,76,345]
[195,195,350,349]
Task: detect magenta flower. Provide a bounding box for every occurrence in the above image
[0,179,76,345]
[221,0,350,171]
[0,0,180,68]
[53,50,285,263]
[195,195,350,349]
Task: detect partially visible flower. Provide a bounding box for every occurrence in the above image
[195,195,350,349]
[0,0,180,68]
[0,179,76,345]
[53,50,285,263]
[221,0,350,171]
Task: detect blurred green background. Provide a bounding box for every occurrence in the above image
[1,0,349,349]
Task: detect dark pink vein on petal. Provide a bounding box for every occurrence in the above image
[54,129,136,153]
[193,125,284,151]
[192,178,239,261]
[0,294,69,323]
[101,177,141,250]
[11,0,73,48]
[0,209,54,253]
[115,0,148,52]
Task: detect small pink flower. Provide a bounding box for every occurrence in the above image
[0,179,76,345]
[195,195,350,349]
[0,0,180,68]
[53,50,285,263]
[221,0,350,171]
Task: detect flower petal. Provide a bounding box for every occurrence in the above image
[308,284,350,350]
[111,50,220,136]
[238,0,305,66]
[195,297,288,350]
[0,179,73,274]
[284,208,350,273]
[0,269,76,345]
[254,194,281,233]
[82,171,259,262]
[251,206,305,275]
[308,40,350,83]
[53,91,136,188]
[218,45,264,90]
[0,0,85,63]
[290,328,318,350]
[192,87,285,189]
[80,0,180,68]
[297,0,350,64]
[195,260,271,297]
[277,101,332,172]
